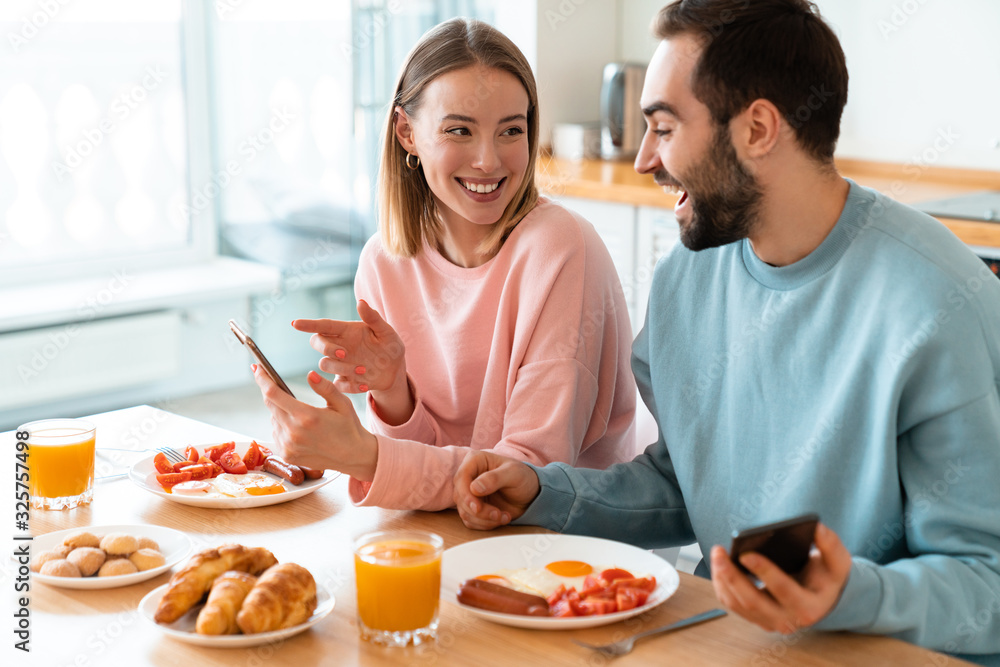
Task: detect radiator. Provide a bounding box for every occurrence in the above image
[0,311,181,410]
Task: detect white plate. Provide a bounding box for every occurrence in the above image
[31,524,192,589]
[128,442,338,508]
[138,582,335,648]
[442,534,680,629]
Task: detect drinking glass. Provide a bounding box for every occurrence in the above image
[20,419,96,510]
[354,530,443,647]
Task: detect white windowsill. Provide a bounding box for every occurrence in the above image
[0,257,282,334]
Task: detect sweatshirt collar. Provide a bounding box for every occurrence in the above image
[741,179,873,290]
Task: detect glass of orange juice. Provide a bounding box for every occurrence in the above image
[20,419,96,510]
[354,530,443,647]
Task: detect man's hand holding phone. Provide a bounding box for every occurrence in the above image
[709,516,853,635]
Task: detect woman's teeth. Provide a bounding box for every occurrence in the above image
[461,179,500,194]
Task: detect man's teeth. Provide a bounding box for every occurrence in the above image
[662,184,683,196]
[462,180,500,194]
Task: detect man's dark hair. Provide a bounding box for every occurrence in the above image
[654,0,848,162]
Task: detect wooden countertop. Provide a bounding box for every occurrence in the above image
[15,406,975,666]
[537,155,1000,248]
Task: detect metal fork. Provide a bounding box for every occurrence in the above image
[572,608,727,657]
[95,447,187,480]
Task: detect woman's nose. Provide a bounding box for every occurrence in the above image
[471,138,501,172]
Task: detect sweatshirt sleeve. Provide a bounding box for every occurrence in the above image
[813,387,1000,655]
[515,318,695,548]
[349,357,605,510]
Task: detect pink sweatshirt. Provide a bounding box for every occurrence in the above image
[348,197,636,510]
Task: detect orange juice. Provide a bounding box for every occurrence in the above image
[22,419,96,509]
[354,531,443,645]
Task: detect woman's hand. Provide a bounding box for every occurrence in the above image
[252,366,379,482]
[709,523,852,634]
[453,451,541,530]
[292,300,414,425]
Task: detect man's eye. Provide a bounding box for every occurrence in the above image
[654,129,673,138]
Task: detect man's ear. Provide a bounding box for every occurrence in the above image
[734,99,782,160]
[394,107,417,154]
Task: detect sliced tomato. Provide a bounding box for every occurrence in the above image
[153,452,174,474]
[580,575,606,597]
[209,460,224,478]
[176,463,213,481]
[254,441,272,457]
[614,586,650,612]
[205,441,236,463]
[243,441,264,470]
[184,445,200,462]
[611,576,656,593]
[219,450,248,474]
[545,584,567,608]
[578,598,618,615]
[599,568,634,582]
[156,471,193,488]
[171,460,193,472]
[550,600,576,617]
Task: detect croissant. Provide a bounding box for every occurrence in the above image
[236,563,317,634]
[195,571,257,635]
[154,544,277,624]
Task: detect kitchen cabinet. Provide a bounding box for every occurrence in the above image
[550,196,680,332]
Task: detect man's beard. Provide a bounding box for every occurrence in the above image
[663,124,763,251]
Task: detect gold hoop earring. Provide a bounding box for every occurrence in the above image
[405,153,420,170]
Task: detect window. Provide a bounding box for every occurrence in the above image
[0,0,500,292]
[0,1,209,287]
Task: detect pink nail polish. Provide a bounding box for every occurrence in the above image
[358,384,369,392]
[334,349,346,359]
[355,365,366,375]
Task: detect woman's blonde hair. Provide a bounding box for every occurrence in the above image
[377,18,540,258]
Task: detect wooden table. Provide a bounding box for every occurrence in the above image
[10,406,972,666]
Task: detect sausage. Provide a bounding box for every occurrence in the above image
[457,578,549,616]
[262,456,305,485]
[300,466,324,480]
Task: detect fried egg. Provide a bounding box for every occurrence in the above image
[484,560,611,598]
[170,473,286,498]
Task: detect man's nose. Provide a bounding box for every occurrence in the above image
[634,127,659,175]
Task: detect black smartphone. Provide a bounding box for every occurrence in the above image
[730,512,819,577]
[228,319,295,398]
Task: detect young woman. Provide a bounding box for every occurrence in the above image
[253,18,636,510]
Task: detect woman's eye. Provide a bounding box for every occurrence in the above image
[654,128,673,138]
[501,126,525,137]
[446,127,470,136]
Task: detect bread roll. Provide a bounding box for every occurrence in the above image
[236,563,317,634]
[129,548,165,572]
[99,559,138,577]
[40,559,81,577]
[195,571,257,635]
[100,533,139,556]
[63,531,101,549]
[67,547,106,576]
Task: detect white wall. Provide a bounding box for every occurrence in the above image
[496,0,619,147]
[616,0,1000,172]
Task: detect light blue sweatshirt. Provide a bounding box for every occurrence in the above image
[518,180,1000,664]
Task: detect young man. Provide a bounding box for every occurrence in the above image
[453,1,1000,663]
